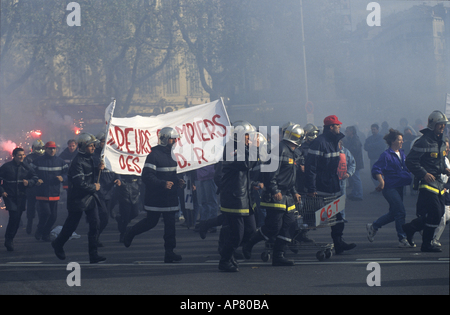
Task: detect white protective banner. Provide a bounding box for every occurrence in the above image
[104,99,230,175]
[446,93,450,117]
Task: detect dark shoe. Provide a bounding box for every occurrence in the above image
[198,220,208,239]
[421,243,442,253]
[335,240,356,255]
[34,230,42,241]
[52,240,66,260]
[164,251,182,263]
[4,239,14,252]
[242,230,265,259]
[89,253,106,264]
[123,227,134,248]
[272,252,294,266]
[218,260,239,272]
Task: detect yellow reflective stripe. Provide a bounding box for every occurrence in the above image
[260,202,286,209]
[220,207,249,214]
[418,184,445,195]
[287,205,296,212]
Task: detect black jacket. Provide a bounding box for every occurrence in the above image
[0,160,38,211]
[142,145,180,211]
[406,128,447,194]
[220,141,256,216]
[305,128,345,194]
[67,151,100,212]
[31,154,68,201]
[260,140,299,212]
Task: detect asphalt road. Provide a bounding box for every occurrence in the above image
[0,171,448,299]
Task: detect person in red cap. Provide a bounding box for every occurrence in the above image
[305,115,356,254]
[30,141,68,241]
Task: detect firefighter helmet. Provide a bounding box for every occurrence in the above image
[158,127,180,146]
[303,123,319,142]
[283,124,305,146]
[427,110,449,130]
[231,120,255,143]
[31,139,45,156]
[77,133,99,152]
[281,121,295,135]
[95,132,106,141]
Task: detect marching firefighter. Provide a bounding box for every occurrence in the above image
[51,133,106,263]
[403,110,450,252]
[31,141,68,241]
[123,127,185,263]
[243,124,304,266]
[218,121,259,272]
[304,115,356,254]
[24,139,45,234]
[0,148,38,251]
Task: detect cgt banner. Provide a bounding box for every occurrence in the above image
[104,99,230,175]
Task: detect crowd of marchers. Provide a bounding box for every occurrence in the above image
[0,110,448,271]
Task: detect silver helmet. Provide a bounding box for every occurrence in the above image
[283,124,305,146]
[95,132,106,141]
[77,133,99,152]
[231,120,255,143]
[427,110,449,130]
[158,127,180,146]
[31,139,45,156]
[281,121,295,135]
[303,123,319,142]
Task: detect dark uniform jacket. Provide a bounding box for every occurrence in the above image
[142,145,180,211]
[220,141,256,216]
[406,128,447,194]
[31,154,68,201]
[67,151,99,212]
[0,160,38,211]
[305,128,345,194]
[260,140,299,212]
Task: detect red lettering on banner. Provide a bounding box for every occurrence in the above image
[174,153,187,169]
[203,119,217,140]
[124,128,134,154]
[193,147,208,164]
[114,126,125,151]
[118,154,142,174]
[212,114,227,137]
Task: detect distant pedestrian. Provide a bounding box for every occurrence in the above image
[366,129,413,247]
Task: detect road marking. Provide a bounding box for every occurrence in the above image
[0,259,448,268]
[356,258,401,261]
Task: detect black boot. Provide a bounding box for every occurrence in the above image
[89,235,106,263]
[421,227,441,252]
[242,230,266,259]
[4,239,14,252]
[164,250,182,263]
[272,239,294,266]
[51,239,66,260]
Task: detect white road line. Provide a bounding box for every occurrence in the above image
[0,259,448,267]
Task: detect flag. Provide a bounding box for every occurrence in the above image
[101,99,116,159]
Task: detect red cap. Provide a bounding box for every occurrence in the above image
[323,115,343,126]
[44,141,57,148]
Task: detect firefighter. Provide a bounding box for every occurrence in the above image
[0,148,38,251]
[51,133,106,263]
[31,141,68,241]
[403,110,450,252]
[24,139,45,234]
[304,115,356,254]
[123,127,185,263]
[243,124,304,266]
[217,121,260,272]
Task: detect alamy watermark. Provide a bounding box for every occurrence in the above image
[367,2,381,27]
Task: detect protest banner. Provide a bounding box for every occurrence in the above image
[103,99,230,175]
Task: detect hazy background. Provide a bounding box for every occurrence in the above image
[0,0,449,154]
